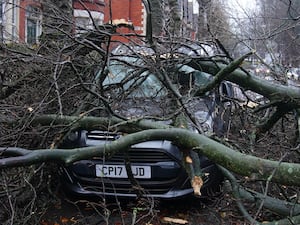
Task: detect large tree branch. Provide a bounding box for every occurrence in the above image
[188,60,300,106]
[221,166,300,217]
[31,114,170,132]
[1,128,300,187]
[194,52,253,96]
[255,105,293,136]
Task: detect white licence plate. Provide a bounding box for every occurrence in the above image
[95,164,151,179]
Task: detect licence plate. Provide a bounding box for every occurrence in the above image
[96,164,151,179]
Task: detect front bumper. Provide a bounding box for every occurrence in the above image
[60,163,222,199]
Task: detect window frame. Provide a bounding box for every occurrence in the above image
[25,5,42,44]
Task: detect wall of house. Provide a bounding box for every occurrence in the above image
[104,0,145,45]
[2,0,200,45]
[2,0,20,42]
[18,0,106,43]
[2,0,145,45]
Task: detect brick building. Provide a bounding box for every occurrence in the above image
[0,0,106,44]
[104,0,145,45]
[0,0,198,44]
[104,0,145,33]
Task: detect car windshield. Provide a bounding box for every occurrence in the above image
[100,47,216,131]
[104,56,166,98]
[103,55,213,98]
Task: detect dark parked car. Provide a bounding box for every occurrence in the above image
[60,130,224,199]
[59,44,234,199]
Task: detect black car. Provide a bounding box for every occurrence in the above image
[59,44,234,199]
[60,130,224,199]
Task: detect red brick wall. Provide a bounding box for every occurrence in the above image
[18,0,144,44]
[19,0,105,43]
[105,0,130,21]
[104,0,144,44]
[129,0,143,32]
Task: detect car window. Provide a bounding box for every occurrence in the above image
[104,56,167,98]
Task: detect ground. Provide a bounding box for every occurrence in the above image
[40,189,245,225]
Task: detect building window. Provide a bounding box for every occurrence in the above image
[74,9,104,33]
[75,17,101,29]
[27,19,38,44]
[25,5,42,44]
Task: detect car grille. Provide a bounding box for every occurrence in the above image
[94,149,174,163]
[87,131,177,163]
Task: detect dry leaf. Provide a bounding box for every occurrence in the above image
[162,217,188,224]
[60,217,69,223]
[70,217,77,223]
[220,211,226,218]
[40,220,49,225]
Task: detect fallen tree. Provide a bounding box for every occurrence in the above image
[1,119,300,224]
[1,1,300,224]
[1,125,300,185]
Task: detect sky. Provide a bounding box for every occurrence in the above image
[231,0,253,9]
[227,0,258,15]
[188,0,199,14]
[188,0,257,16]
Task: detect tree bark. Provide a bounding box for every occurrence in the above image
[32,114,170,132]
[188,60,300,106]
[1,128,300,187]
